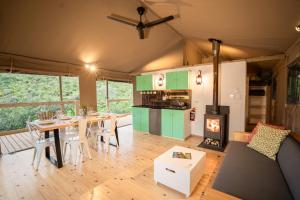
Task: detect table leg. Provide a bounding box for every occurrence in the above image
[45,131,50,159]
[54,129,63,168]
[45,129,63,168]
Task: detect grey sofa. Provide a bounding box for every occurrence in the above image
[213,136,300,200]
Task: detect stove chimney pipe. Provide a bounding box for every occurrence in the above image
[209,38,222,115]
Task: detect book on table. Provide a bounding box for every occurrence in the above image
[172,152,192,159]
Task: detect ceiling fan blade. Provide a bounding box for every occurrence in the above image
[137,28,145,39]
[107,15,138,27]
[145,16,174,28]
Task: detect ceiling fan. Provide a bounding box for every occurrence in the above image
[107,6,175,39]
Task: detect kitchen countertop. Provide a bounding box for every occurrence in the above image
[132,105,191,110]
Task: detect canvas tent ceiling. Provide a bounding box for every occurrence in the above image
[0,0,299,75]
[0,0,182,75]
[143,0,300,60]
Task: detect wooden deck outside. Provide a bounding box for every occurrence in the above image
[0,132,34,154]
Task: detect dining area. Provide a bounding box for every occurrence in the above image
[27,110,127,170]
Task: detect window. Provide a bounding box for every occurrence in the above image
[96,80,133,114]
[0,73,79,132]
[287,61,300,104]
[62,76,80,101]
[96,80,107,113]
[0,73,60,103]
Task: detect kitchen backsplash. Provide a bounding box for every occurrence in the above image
[141,90,191,108]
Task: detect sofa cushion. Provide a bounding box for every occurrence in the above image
[278,136,300,200]
[247,125,290,160]
[213,141,293,200]
[249,121,285,142]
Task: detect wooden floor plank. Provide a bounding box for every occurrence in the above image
[0,126,233,200]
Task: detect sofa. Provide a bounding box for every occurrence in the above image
[213,134,300,200]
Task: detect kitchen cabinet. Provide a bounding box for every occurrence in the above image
[136,75,153,91]
[132,107,149,132]
[166,71,189,90]
[161,109,190,140]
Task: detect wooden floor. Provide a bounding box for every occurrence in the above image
[0,125,227,200]
[0,132,33,154]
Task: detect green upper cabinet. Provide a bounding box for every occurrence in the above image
[176,71,189,90]
[136,75,153,91]
[166,72,177,90]
[161,109,186,140]
[132,107,149,132]
[166,70,189,90]
[136,76,143,91]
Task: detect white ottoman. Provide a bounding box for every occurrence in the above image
[154,146,206,197]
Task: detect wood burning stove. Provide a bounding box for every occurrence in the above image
[200,105,229,151]
[198,38,230,152]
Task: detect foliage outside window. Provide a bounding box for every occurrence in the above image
[0,73,60,103]
[96,80,133,114]
[0,73,79,132]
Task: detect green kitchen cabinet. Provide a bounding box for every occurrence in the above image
[136,76,144,91]
[132,107,149,132]
[166,70,189,90]
[172,110,185,139]
[176,71,189,90]
[136,75,153,91]
[161,109,188,140]
[161,109,173,137]
[132,107,140,130]
[166,72,177,90]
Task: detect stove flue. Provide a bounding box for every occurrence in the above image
[198,39,230,152]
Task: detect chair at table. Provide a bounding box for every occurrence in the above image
[96,115,118,152]
[27,122,56,171]
[62,118,92,164]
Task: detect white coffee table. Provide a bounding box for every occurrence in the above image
[154,146,206,197]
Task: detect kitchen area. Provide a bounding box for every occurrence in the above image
[132,71,192,140]
[132,60,247,141]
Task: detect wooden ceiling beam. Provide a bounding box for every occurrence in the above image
[246,54,285,63]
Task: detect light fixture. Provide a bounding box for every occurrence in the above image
[90,65,96,71]
[85,63,97,72]
[296,25,300,32]
[157,74,164,87]
[196,70,202,85]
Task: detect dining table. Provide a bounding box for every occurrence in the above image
[30,113,127,168]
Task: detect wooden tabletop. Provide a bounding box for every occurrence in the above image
[30,114,128,132]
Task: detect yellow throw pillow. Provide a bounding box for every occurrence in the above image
[247,124,290,160]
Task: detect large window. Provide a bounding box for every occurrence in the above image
[96,80,132,114]
[0,73,60,103]
[0,73,79,132]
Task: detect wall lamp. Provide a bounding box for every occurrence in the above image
[196,70,202,85]
[158,74,164,87]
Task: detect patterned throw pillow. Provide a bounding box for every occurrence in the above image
[247,124,290,160]
[248,122,285,142]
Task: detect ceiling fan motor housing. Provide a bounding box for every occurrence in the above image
[137,7,145,16]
